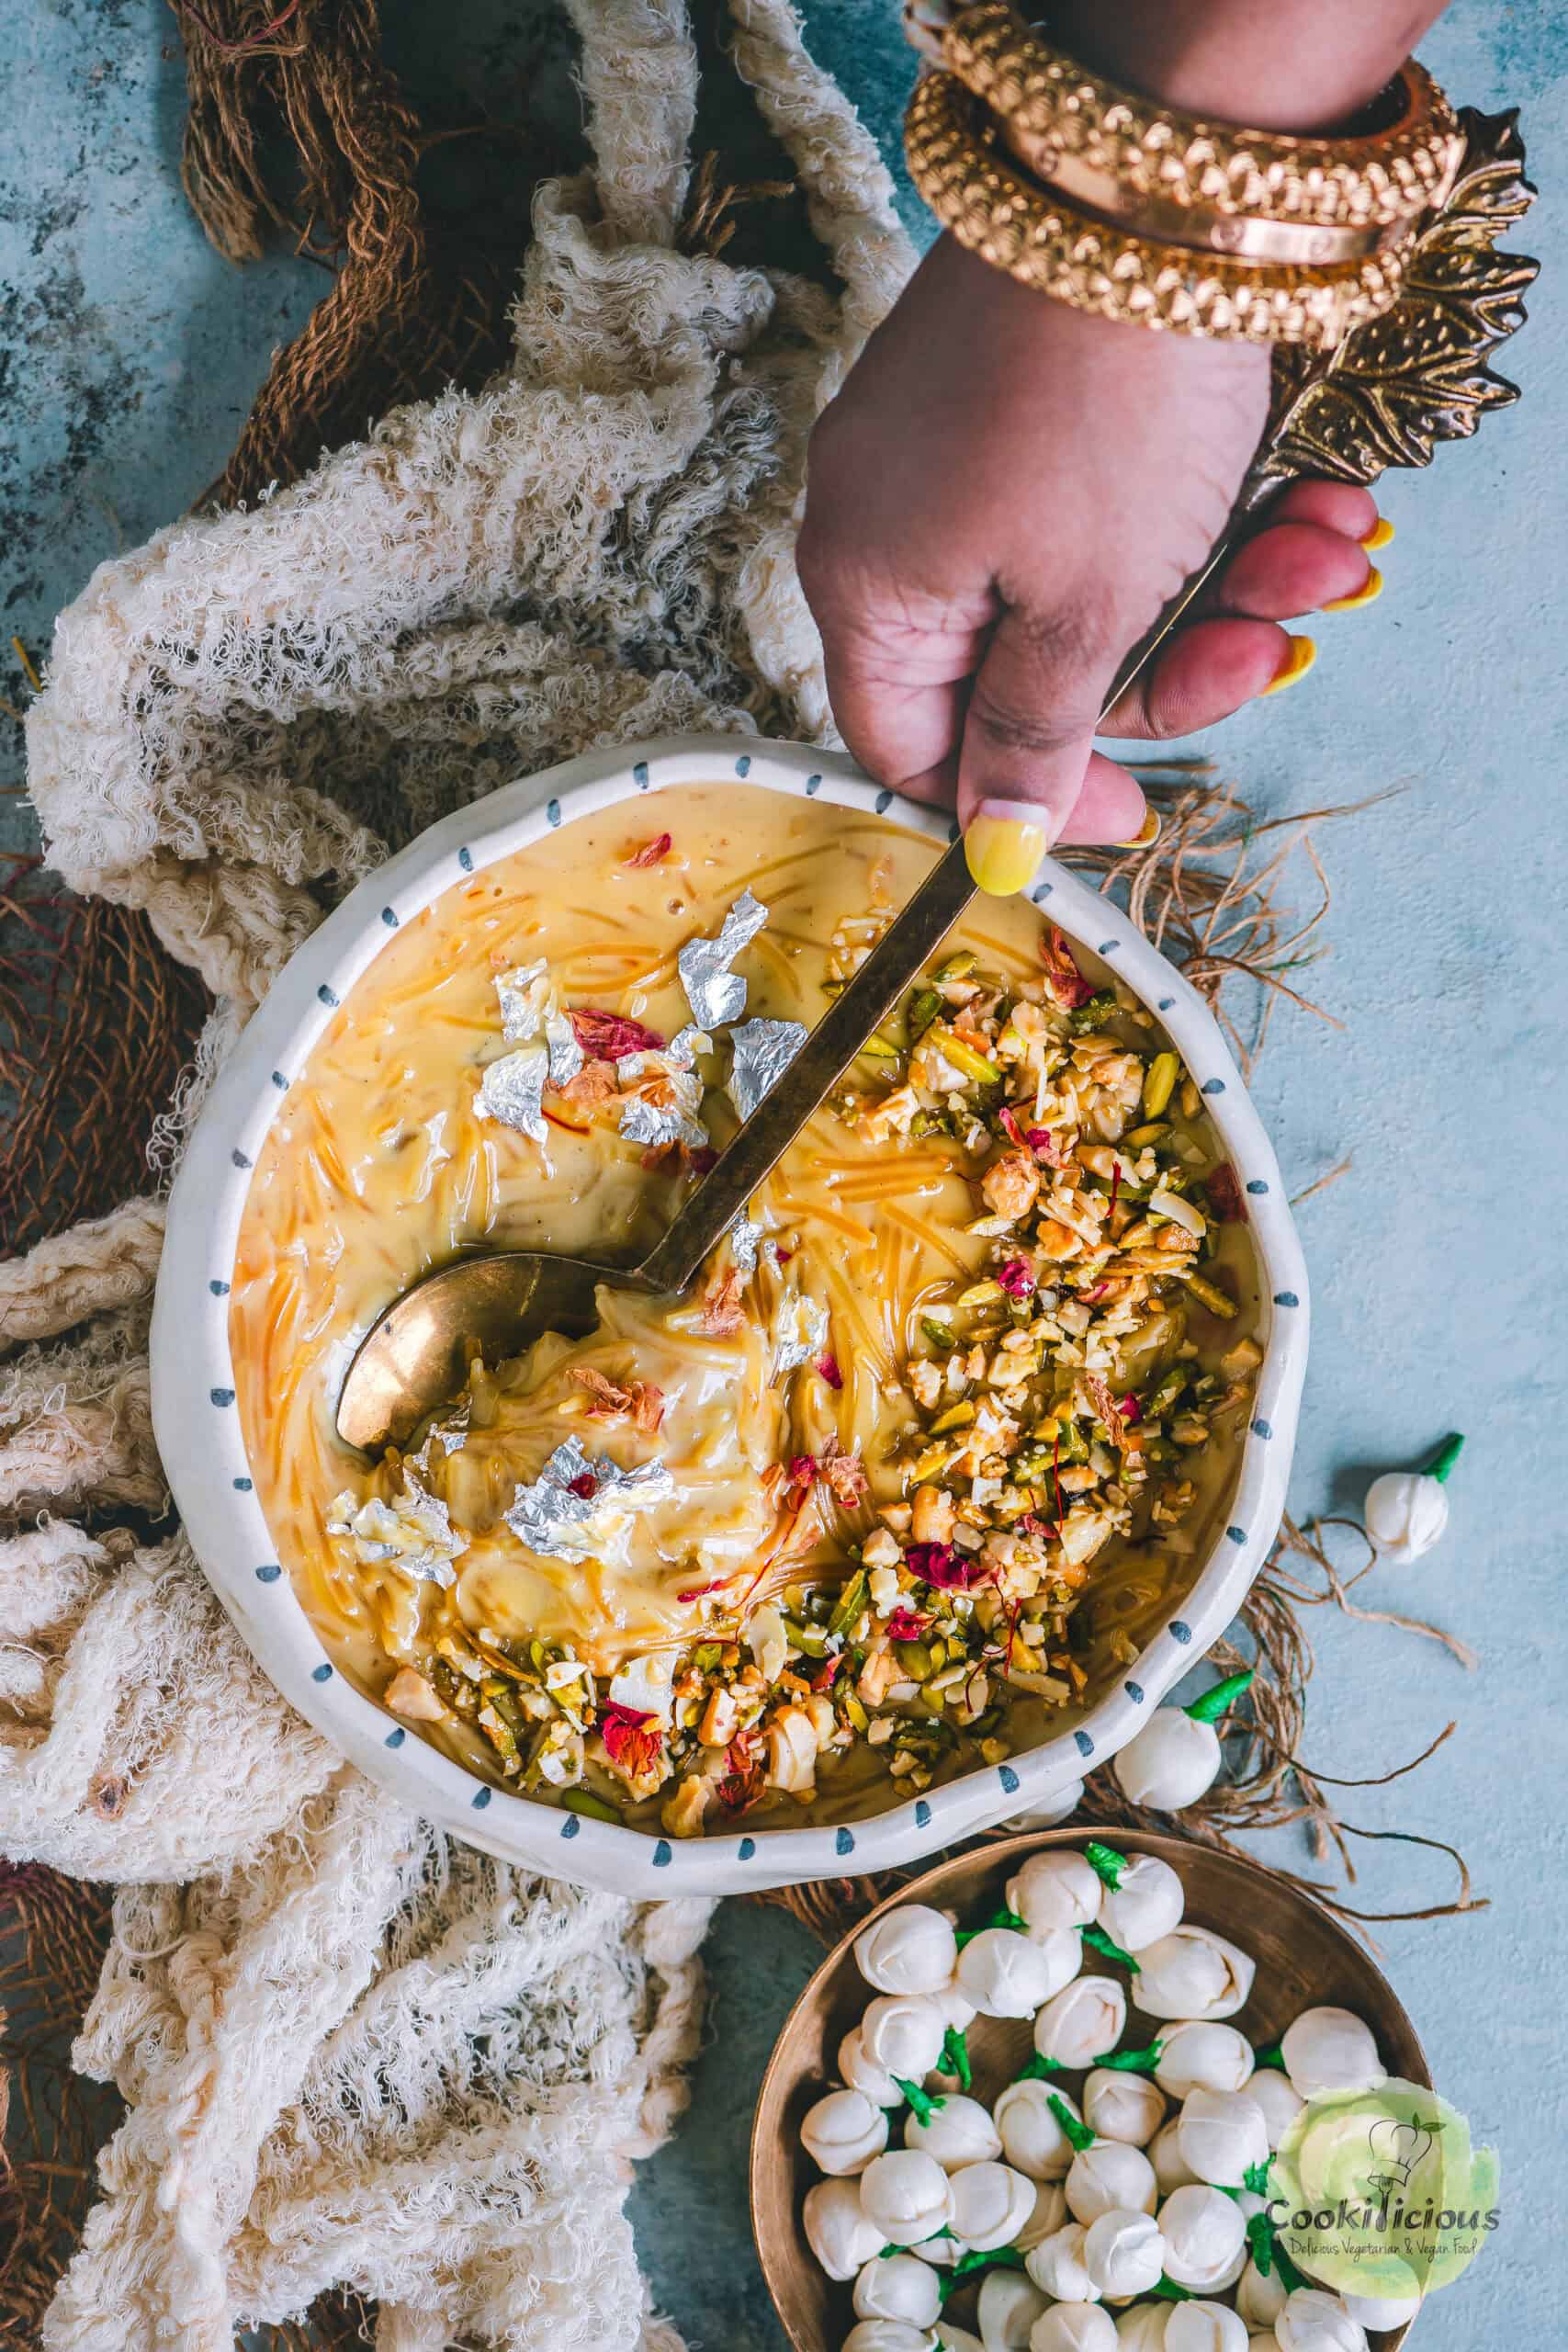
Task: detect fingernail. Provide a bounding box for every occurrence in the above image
[964,809,1052,897]
[1262,634,1316,696]
[1119,806,1161,849]
[1324,565,1383,615]
[1360,516,1395,551]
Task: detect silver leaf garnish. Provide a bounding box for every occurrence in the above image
[771,1288,830,1380]
[326,1482,466,1588]
[728,1215,765,1274]
[677,888,768,1031]
[504,1435,676,1562]
[664,1023,711,1069]
[496,960,552,1042]
[545,1008,584,1089]
[410,1398,470,1472]
[478,1042,549,1140]
[618,1060,707,1151]
[728,1015,807,1121]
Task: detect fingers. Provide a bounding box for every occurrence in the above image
[956,604,1120,838]
[1204,521,1371,620]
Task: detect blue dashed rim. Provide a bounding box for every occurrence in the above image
[152,732,1308,1896]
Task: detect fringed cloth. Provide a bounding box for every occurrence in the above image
[2,4,1478,2346]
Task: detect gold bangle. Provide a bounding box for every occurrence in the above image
[904,70,1410,350]
[942,0,1463,236]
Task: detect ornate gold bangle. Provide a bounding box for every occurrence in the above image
[942,2,1463,237]
[904,70,1410,350]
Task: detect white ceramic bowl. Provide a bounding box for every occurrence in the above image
[152,733,1308,1897]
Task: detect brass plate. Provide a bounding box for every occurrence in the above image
[750,1829,1431,2352]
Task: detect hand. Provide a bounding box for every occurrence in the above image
[797,235,1382,885]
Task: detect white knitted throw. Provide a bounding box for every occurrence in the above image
[8,5,914,2344]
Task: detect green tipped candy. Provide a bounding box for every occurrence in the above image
[944,2246,1027,2295]
[1150,2277,1194,2302]
[1081,1922,1140,1973]
[1184,1668,1256,1725]
[895,2076,945,2126]
[1243,2157,1273,2196]
[1048,2093,1096,2153]
[1016,2052,1063,2083]
[954,1905,1027,1949]
[1247,2209,1307,2292]
[940,2025,972,2091]
[1424,1430,1466,1484]
[1085,1838,1128,1891]
[1252,2039,1286,2071]
[1090,2040,1164,2075]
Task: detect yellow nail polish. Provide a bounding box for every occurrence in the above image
[1360,516,1395,551]
[964,815,1050,897]
[1120,807,1161,848]
[1324,565,1383,614]
[1262,634,1316,696]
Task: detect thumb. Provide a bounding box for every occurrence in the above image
[958,605,1143,894]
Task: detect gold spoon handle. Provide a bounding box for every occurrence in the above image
[630,495,1278,1301]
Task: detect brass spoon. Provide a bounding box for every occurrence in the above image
[335,500,1273,1454]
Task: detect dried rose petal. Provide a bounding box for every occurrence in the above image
[1026,1126,1061,1164]
[567,1471,599,1499]
[885,1607,931,1642]
[569,1008,666,1060]
[1041,925,1096,1011]
[626,832,672,868]
[998,1105,1024,1148]
[907,1541,988,1591]
[600,1703,663,1778]
[998,1257,1036,1301]
[787,1454,818,1489]
[811,1653,844,1691]
[816,1353,843,1390]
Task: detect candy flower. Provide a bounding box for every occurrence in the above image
[1133,1928,1255,2021]
[1065,2138,1157,2224]
[1008,1849,1103,1935]
[1034,1976,1128,2072]
[1111,1672,1254,1811]
[860,2149,955,2246]
[1364,1432,1463,1564]
[1246,2069,1305,2147]
[976,2267,1048,2352]
[1093,1849,1185,1952]
[1029,2307,1117,2352]
[802,2087,890,2176]
[1149,2115,1200,2195]
[995,2080,1083,2182]
[908,2092,1002,2171]
[805,2177,886,2280]
[1155,2022,1254,2100]
[1175,2088,1269,2188]
[1164,2303,1249,2352]
[853,2252,943,2329]
[856,1905,962,1996]
[1236,2255,1288,2330]
[958,1926,1077,2018]
[840,2026,904,2109]
[950,2159,1039,2251]
[861,1993,949,2081]
[1280,2007,1386,2099]
[842,2324,935,2352]
[1082,2207,1167,2298]
[1023,2219,1100,2303]
[1157,2184,1248,2291]
[1339,2287,1422,2332]
[1081,2064,1165,2148]
[1273,2288,1370,2352]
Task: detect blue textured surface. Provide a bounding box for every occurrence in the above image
[4,5,1565,2348]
